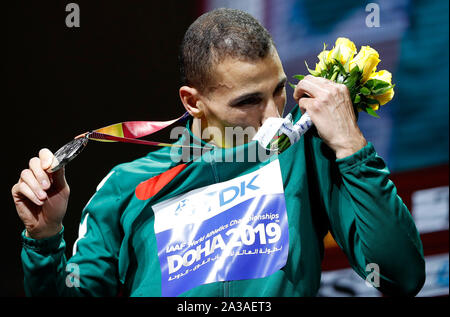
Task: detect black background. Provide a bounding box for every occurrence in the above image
[4,0,200,296]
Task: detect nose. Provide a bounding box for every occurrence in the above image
[261,98,281,125]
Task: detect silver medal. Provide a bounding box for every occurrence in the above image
[49,136,89,173]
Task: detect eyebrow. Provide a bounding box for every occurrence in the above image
[229,77,287,107]
[276,77,288,91]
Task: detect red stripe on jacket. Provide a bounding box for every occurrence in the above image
[135,164,187,200]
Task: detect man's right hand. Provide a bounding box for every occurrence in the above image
[11,148,70,240]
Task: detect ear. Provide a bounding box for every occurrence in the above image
[179,86,204,118]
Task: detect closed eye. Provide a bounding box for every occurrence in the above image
[230,93,263,107]
[274,79,287,95]
[234,96,262,107]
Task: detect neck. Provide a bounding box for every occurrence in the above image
[191,117,223,148]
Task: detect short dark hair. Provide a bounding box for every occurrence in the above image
[179,8,275,92]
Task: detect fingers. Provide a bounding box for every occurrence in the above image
[298,97,316,115]
[39,148,55,171]
[294,75,347,103]
[20,168,47,200]
[13,148,58,207]
[29,157,51,190]
[38,148,67,190]
[16,175,45,206]
[293,75,328,101]
[295,76,352,115]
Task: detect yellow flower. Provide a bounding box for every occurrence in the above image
[369,69,392,83]
[327,37,357,66]
[369,104,380,111]
[315,50,329,72]
[350,45,380,83]
[368,70,395,106]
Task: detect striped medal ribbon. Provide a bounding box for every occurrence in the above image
[49,112,208,172]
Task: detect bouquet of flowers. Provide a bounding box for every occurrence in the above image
[273,37,395,152]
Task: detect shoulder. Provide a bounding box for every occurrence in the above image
[101,147,178,196]
[83,147,177,215]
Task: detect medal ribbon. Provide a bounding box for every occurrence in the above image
[49,112,214,173]
[77,112,207,149]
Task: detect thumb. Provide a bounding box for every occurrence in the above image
[298,97,314,115]
[39,148,55,170]
[50,166,68,191]
[38,148,68,191]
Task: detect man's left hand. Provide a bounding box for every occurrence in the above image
[293,75,367,159]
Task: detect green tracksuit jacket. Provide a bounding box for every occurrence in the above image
[21,106,425,296]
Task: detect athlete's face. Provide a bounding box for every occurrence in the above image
[181,47,287,148]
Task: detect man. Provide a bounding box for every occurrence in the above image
[12,8,425,296]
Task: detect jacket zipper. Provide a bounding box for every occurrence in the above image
[208,151,230,297]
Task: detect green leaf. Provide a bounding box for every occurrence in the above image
[365,79,390,91]
[344,77,356,89]
[365,98,380,105]
[374,80,390,90]
[344,68,361,89]
[371,84,395,96]
[360,87,371,95]
[349,64,360,76]
[330,71,338,82]
[293,75,305,81]
[305,61,320,76]
[353,94,361,104]
[364,79,375,90]
[365,107,380,118]
[288,82,297,90]
[333,59,347,75]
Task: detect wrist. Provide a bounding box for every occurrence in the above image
[334,135,368,159]
[26,223,63,240]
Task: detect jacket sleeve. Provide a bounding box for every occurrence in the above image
[21,168,123,296]
[309,137,426,296]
